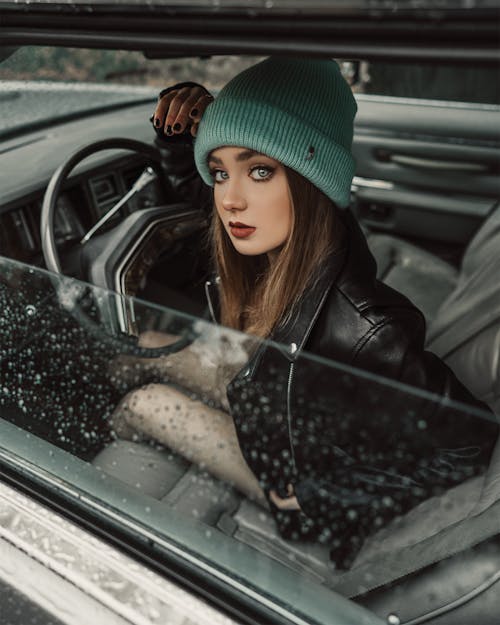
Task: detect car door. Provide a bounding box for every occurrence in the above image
[352,65,500,258]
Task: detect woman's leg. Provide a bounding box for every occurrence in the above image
[113,383,267,507]
[110,329,254,412]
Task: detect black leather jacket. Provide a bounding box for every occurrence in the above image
[156,131,498,568]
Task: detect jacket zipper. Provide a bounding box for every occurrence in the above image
[206,274,332,479]
[287,361,297,472]
[285,285,332,478]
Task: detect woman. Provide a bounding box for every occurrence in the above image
[118,57,498,568]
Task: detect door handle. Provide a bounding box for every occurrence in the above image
[389,154,488,173]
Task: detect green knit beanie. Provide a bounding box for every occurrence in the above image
[194,57,357,209]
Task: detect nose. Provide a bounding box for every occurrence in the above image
[221,180,247,212]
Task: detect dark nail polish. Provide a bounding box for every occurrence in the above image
[149,115,154,123]
[190,108,198,118]
[173,122,182,132]
[166,125,173,136]
[154,118,161,128]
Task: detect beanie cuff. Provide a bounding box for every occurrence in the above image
[195,97,355,209]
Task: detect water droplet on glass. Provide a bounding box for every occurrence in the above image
[387,614,401,625]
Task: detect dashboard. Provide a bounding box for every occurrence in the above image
[0,100,165,268]
[0,157,165,267]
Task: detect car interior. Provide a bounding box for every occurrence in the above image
[90,88,500,623]
[1,39,500,624]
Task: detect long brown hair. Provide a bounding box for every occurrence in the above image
[212,167,344,337]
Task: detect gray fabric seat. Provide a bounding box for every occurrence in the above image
[93,440,334,581]
[335,433,500,623]
[368,234,459,323]
[368,203,500,413]
[93,440,240,523]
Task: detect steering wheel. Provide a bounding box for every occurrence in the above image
[40,137,200,357]
[41,138,164,274]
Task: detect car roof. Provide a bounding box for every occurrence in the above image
[0,0,498,63]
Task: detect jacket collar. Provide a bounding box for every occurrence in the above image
[271,247,346,358]
[204,251,345,362]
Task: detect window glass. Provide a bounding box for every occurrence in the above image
[357,61,500,105]
[2,47,498,113]
[0,46,263,89]
[0,258,496,621]
[0,48,262,136]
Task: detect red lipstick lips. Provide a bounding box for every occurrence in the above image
[229,221,256,239]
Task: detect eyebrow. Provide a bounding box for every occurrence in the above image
[208,149,261,166]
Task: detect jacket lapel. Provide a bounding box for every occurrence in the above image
[271,248,346,359]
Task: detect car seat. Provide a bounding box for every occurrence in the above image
[368,202,500,414]
[338,431,500,624]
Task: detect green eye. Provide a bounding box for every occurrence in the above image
[250,166,273,180]
[212,170,228,182]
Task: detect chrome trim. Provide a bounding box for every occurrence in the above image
[116,216,169,293]
[81,167,157,245]
[0,448,316,625]
[115,214,186,334]
[115,212,204,333]
[355,93,500,112]
[351,176,394,191]
[0,480,240,625]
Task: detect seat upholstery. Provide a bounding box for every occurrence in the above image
[356,537,500,625]
[368,203,500,413]
[93,439,190,499]
[93,439,333,579]
[368,233,458,323]
[336,434,500,623]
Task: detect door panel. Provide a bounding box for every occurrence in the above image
[352,96,500,246]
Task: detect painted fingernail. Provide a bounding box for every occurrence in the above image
[173,122,182,132]
[166,125,173,136]
[189,108,199,118]
[154,117,161,128]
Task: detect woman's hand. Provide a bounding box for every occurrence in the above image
[269,484,301,511]
[152,85,213,138]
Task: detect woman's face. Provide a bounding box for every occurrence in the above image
[208,147,293,260]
